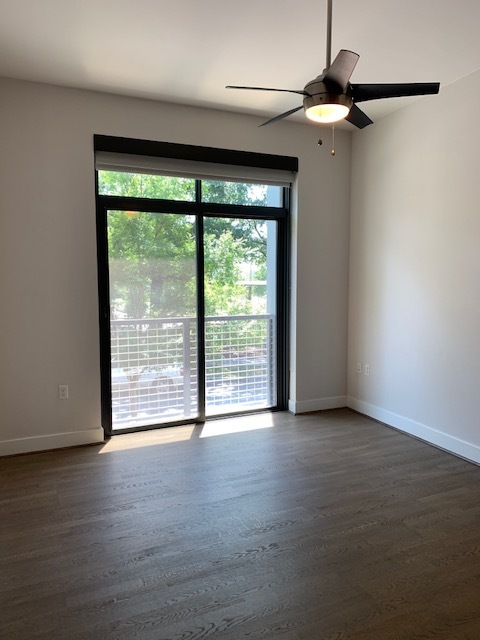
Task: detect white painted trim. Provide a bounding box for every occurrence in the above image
[288,396,347,415]
[0,428,105,457]
[347,397,480,465]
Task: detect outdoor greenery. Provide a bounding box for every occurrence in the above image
[100,170,273,319]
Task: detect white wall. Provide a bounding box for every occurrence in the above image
[348,70,480,463]
[0,77,351,455]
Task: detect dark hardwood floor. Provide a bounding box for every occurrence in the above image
[2,408,480,639]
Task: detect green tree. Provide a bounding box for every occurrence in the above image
[101,171,269,319]
[204,230,249,315]
[108,211,196,318]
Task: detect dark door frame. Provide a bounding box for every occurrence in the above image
[94,136,295,437]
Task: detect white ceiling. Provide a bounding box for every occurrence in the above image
[1,0,480,128]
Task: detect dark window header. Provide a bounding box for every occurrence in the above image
[94,135,298,174]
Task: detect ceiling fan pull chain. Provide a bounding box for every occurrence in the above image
[331,124,335,156]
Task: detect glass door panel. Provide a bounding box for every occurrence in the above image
[107,210,198,429]
[203,218,277,415]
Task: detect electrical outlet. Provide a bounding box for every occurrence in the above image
[364,364,370,376]
[356,362,362,374]
[59,385,69,399]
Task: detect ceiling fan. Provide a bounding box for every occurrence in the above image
[226,0,440,129]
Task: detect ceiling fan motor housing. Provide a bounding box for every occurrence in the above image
[303,78,353,113]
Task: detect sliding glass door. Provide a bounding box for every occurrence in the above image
[107,211,198,429]
[203,217,277,415]
[96,156,290,435]
[105,210,280,431]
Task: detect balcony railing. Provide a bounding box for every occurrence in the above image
[110,314,276,428]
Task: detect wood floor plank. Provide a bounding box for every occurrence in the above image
[2,408,480,639]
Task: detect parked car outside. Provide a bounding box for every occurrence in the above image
[111,364,184,399]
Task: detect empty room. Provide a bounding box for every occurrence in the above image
[1,1,480,638]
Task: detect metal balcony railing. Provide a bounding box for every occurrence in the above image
[110,314,276,428]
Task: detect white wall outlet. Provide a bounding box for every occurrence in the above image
[59,384,69,399]
[356,362,362,374]
[364,364,370,376]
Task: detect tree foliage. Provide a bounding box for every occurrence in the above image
[100,171,271,319]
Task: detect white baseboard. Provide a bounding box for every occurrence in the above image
[348,397,480,465]
[0,427,105,457]
[289,396,347,415]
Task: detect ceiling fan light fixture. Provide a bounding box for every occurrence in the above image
[305,102,350,123]
[303,88,352,124]
[227,0,440,130]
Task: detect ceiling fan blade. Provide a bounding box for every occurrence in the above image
[259,105,303,127]
[345,104,373,129]
[226,85,308,96]
[323,49,360,90]
[351,82,440,103]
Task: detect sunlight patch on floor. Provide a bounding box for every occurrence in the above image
[98,424,197,453]
[98,413,276,453]
[199,413,275,438]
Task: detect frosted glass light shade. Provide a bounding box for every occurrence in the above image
[305,103,350,123]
